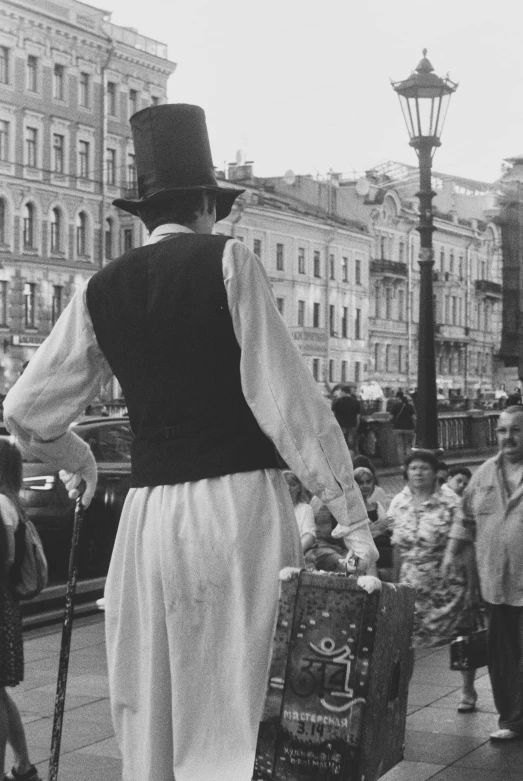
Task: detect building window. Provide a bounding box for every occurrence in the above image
[53,64,65,100]
[151,95,159,106]
[106,148,116,186]
[127,153,136,188]
[313,302,320,328]
[374,343,380,371]
[27,55,37,92]
[26,127,38,168]
[354,361,361,383]
[313,250,321,277]
[123,228,133,252]
[459,256,464,280]
[341,360,347,383]
[341,306,348,338]
[50,208,61,253]
[0,200,4,244]
[276,243,284,271]
[0,48,9,84]
[297,299,305,327]
[329,304,335,336]
[129,88,138,117]
[380,236,386,259]
[399,241,405,262]
[398,345,403,373]
[0,281,7,325]
[452,296,457,325]
[52,285,62,325]
[329,254,335,280]
[78,141,90,179]
[105,218,113,260]
[449,252,454,275]
[0,120,8,161]
[253,238,262,258]
[23,203,34,248]
[355,259,362,285]
[79,72,90,107]
[107,81,117,116]
[76,212,87,255]
[53,134,64,173]
[312,358,320,381]
[398,289,405,321]
[355,308,362,340]
[298,247,305,274]
[385,345,390,372]
[24,283,36,328]
[329,359,334,383]
[342,256,348,282]
[440,248,445,271]
[276,297,284,316]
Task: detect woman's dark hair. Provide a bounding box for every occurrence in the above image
[352,455,379,485]
[448,465,472,480]
[403,449,439,477]
[137,190,217,233]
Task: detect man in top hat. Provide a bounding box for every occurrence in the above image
[4,104,377,781]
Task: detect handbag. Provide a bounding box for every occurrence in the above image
[449,614,488,671]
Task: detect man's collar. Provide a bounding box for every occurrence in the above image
[147,223,195,245]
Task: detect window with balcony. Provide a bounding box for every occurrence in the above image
[79,72,90,108]
[313,250,321,277]
[50,208,61,253]
[53,64,65,100]
[0,281,7,326]
[297,299,305,327]
[52,285,62,325]
[27,55,37,92]
[107,82,117,116]
[24,282,36,328]
[0,48,9,84]
[276,243,284,271]
[342,256,348,282]
[76,212,87,255]
[298,247,305,274]
[26,127,38,168]
[355,308,362,340]
[106,148,116,186]
[23,203,34,248]
[78,141,90,179]
[53,134,64,173]
[0,120,9,162]
[129,88,138,117]
[313,302,320,328]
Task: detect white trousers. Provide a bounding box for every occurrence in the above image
[104,469,303,781]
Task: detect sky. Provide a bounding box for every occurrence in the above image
[104,0,523,185]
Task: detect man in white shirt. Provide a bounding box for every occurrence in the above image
[4,104,377,781]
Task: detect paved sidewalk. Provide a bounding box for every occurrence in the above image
[7,613,523,780]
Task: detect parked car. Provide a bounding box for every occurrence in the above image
[21,417,133,580]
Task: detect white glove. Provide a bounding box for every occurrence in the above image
[59,451,97,507]
[356,575,382,594]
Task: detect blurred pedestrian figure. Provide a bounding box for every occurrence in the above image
[446,406,523,740]
[331,385,361,456]
[283,471,315,555]
[389,389,415,465]
[389,450,480,710]
[0,441,41,781]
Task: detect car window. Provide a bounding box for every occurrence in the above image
[84,425,133,463]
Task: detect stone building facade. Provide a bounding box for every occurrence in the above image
[0,0,175,392]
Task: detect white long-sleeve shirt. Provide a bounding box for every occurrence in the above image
[3,223,376,562]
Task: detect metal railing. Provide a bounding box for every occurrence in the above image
[438,415,469,451]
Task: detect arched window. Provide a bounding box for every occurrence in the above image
[23,203,34,248]
[105,217,113,260]
[0,199,5,244]
[50,207,61,252]
[76,211,87,256]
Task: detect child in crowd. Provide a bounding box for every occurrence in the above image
[353,466,392,579]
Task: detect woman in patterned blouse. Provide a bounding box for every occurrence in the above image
[388,450,480,713]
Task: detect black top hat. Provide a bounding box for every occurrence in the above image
[113,104,244,222]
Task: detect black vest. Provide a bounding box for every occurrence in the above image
[86,233,278,487]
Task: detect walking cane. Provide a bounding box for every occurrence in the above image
[48,496,85,781]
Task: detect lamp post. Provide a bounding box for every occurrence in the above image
[392,50,457,451]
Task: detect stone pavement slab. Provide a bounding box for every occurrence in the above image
[7,611,523,781]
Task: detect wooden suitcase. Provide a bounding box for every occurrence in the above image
[253,569,415,781]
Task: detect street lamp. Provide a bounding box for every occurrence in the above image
[392,50,458,451]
